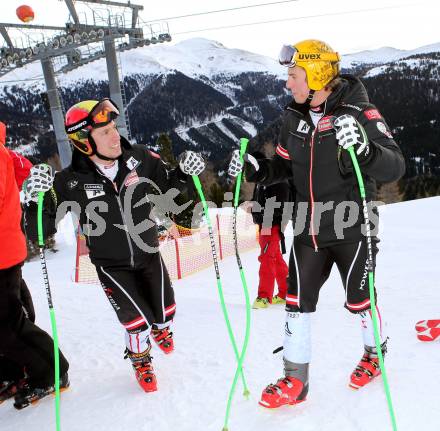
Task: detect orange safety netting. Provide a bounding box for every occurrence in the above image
[75,213,258,283]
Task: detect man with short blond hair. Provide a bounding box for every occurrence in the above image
[229,39,405,408]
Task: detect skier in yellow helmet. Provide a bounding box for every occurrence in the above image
[229,39,405,408]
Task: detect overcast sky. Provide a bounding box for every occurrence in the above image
[2,0,439,59]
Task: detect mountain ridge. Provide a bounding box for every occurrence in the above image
[0,37,439,200]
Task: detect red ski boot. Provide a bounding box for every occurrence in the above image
[132,360,157,393]
[126,348,157,392]
[349,341,387,390]
[152,327,174,354]
[415,320,440,342]
[259,376,308,409]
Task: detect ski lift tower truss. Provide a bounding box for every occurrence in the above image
[0,0,172,168]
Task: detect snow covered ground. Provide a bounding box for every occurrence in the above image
[2,197,440,431]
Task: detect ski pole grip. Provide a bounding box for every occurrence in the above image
[330,119,366,198]
[37,191,45,247]
[234,138,249,208]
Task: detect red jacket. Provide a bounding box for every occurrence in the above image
[0,123,27,269]
[0,121,5,146]
[0,120,33,189]
[7,149,33,189]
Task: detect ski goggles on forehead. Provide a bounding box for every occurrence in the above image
[278,44,340,67]
[279,45,299,67]
[90,98,120,128]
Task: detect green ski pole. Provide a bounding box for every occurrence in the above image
[222,138,252,431]
[37,190,61,431]
[191,175,249,399]
[348,145,398,431]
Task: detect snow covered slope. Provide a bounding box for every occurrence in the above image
[136,38,286,79]
[3,38,440,91]
[0,38,285,92]
[2,197,440,431]
[341,42,440,68]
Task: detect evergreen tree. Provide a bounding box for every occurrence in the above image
[156,133,177,167]
[376,181,403,204]
[401,175,440,201]
[209,183,225,208]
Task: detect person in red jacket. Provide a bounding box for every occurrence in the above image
[7,150,33,190]
[0,121,34,303]
[0,121,69,409]
[0,121,33,189]
[0,122,51,259]
[251,176,290,309]
[0,121,36,402]
[0,121,27,269]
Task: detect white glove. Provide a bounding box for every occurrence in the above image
[333,114,369,156]
[228,150,243,177]
[178,151,205,176]
[228,150,260,178]
[23,164,54,205]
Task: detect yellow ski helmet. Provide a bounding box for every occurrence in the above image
[279,39,341,91]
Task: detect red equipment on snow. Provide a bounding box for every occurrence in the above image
[415,320,440,342]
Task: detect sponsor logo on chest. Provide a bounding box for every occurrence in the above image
[318,116,333,132]
[297,119,310,134]
[126,156,140,171]
[84,184,105,199]
[125,171,140,187]
[67,179,78,190]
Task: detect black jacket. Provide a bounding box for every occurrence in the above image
[251,181,291,227]
[255,75,405,249]
[24,137,191,268]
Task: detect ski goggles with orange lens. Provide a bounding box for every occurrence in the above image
[65,98,120,134]
[90,98,120,128]
[278,44,340,67]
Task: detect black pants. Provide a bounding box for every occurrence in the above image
[0,356,26,382]
[286,238,378,313]
[0,277,36,382]
[0,264,69,388]
[96,252,176,334]
[19,278,35,323]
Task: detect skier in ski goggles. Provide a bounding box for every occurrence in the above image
[64,98,122,158]
[65,98,120,135]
